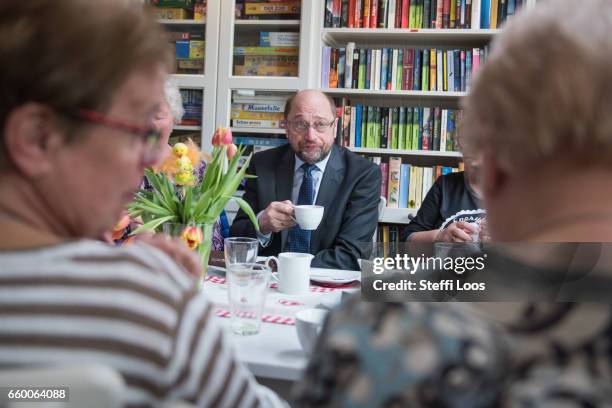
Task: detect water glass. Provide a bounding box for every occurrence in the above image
[227,262,270,335]
[224,237,259,269]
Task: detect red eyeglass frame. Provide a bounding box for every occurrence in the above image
[67,109,161,146]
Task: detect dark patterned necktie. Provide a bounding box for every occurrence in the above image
[289,163,316,253]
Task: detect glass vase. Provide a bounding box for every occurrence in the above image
[162,222,215,287]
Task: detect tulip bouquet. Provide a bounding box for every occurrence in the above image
[128,128,258,280]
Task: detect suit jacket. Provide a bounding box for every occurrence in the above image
[230,144,382,271]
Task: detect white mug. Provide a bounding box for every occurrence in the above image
[295,308,328,355]
[294,205,324,230]
[266,252,314,295]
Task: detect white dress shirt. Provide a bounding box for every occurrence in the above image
[257,153,331,246]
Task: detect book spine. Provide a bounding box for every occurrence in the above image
[355,105,362,147]
[421,49,430,92]
[450,0,456,28]
[387,157,402,208]
[453,49,461,91]
[399,164,410,208]
[325,0,334,27]
[349,106,356,147]
[471,0,481,28]
[322,47,331,88]
[433,106,441,150]
[230,111,284,120]
[460,49,466,92]
[348,0,356,27]
[423,0,431,28]
[443,0,450,28]
[370,0,379,27]
[380,162,389,200]
[338,48,346,88]
[413,49,421,91]
[395,0,403,27]
[465,0,472,27]
[388,0,396,28]
[396,48,404,90]
[409,0,417,27]
[429,48,437,91]
[401,0,410,27]
[231,103,285,112]
[489,0,498,29]
[381,48,389,90]
[390,49,399,90]
[398,106,406,149]
[330,48,339,88]
[365,49,372,89]
[358,48,367,89]
[406,107,414,149]
[435,0,444,28]
[378,0,388,27]
[363,0,371,27]
[233,119,280,128]
[341,0,349,27]
[481,0,490,29]
[352,49,360,88]
[345,42,355,88]
[391,107,399,148]
[355,0,363,27]
[333,0,342,27]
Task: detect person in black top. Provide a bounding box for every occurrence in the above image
[401,152,486,242]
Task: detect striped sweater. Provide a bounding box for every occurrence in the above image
[0,240,274,407]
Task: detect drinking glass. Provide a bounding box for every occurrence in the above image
[227,262,270,335]
[224,237,259,269]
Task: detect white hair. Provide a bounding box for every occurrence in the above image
[164,78,184,124]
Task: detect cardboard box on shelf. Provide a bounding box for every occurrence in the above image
[154,7,190,19]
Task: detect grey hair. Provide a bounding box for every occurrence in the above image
[164,78,184,123]
[461,0,612,173]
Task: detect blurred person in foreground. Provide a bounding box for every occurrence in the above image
[293,0,612,406]
[0,1,282,406]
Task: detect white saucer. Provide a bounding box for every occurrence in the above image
[309,268,361,285]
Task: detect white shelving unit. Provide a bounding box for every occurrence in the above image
[158,0,221,152]
[214,0,318,129]
[349,147,461,158]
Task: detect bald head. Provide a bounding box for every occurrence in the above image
[284,90,337,120]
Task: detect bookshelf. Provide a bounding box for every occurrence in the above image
[314,0,536,225]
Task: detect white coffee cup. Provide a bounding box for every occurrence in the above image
[266,252,313,295]
[294,205,324,230]
[295,308,328,355]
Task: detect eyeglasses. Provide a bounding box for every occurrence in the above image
[285,119,336,135]
[65,109,161,153]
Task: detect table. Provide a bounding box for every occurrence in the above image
[202,268,358,381]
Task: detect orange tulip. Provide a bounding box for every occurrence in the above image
[227,143,238,160]
[111,214,131,240]
[180,226,203,250]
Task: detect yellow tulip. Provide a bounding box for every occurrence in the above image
[180,226,203,250]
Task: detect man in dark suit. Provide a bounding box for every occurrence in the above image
[230,90,381,271]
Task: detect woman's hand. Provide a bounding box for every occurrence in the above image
[136,233,202,278]
[435,221,479,243]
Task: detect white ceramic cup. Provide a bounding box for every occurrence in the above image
[295,308,328,355]
[266,252,313,295]
[294,205,324,230]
